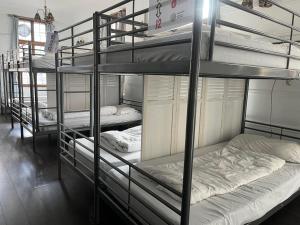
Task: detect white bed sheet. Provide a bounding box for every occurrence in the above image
[69,136,141,172]
[21,108,141,132]
[107,142,300,225]
[31,54,56,69]
[84,25,300,70]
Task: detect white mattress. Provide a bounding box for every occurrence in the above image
[21,108,141,132]
[106,142,300,225]
[108,28,300,70]
[30,54,56,70]
[73,26,300,70]
[69,136,141,173]
[29,54,74,69]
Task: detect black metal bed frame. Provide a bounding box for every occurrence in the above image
[0,54,9,116]
[4,45,58,151]
[55,0,300,225]
[56,10,142,197]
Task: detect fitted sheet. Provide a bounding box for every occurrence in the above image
[106,142,300,225]
[21,107,141,132]
[72,26,300,70]
[69,134,141,173]
[31,54,56,69]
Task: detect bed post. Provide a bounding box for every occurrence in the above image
[60,55,65,179]
[9,66,14,129]
[180,0,204,225]
[241,78,249,134]
[286,13,295,69]
[3,59,8,117]
[90,71,94,137]
[28,45,36,152]
[55,52,62,180]
[0,54,3,115]
[17,61,24,140]
[34,72,40,133]
[208,0,218,61]
[93,11,101,225]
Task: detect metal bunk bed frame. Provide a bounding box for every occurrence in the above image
[56,0,300,225]
[56,15,143,135]
[6,45,58,151]
[0,53,9,115]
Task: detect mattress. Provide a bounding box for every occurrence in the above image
[26,54,70,70]
[21,107,141,132]
[72,26,300,70]
[106,142,300,225]
[69,136,141,173]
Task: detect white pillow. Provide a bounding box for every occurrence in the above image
[100,106,118,116]
[116,106,138,115]
[228,134,300,163]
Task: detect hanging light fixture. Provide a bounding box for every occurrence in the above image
[241,0,253,9]
[241,0,272,9]
[259,0,272,8]
[34,0,55,24]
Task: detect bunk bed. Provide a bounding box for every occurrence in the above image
[56,0,300,225]
[56,14,143,149]
[6,43,141,151]
[3,46,58,150]
[0,54,9,115]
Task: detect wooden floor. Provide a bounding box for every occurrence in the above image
[0,115,300,225]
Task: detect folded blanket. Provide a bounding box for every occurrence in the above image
[139,145,285,204]
[101,126,142,152]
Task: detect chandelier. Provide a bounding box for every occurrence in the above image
[34,0,55,24]
[241,0,272,9]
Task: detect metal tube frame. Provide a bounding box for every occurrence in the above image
[54,1,300,225]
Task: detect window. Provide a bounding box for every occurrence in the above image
[18,17,47,98]
[18,18,46,56]
[203,0,210,19]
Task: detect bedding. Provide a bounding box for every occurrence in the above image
[101,126,141,153]
[106,142,300,225]
[228,134,300,163]
[43,105,139,121]
[31,54,56,69]
[72,25,300,70]
[21,105,141,132]
[69,126,142,172]
[139,145,285,204]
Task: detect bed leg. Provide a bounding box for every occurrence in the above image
[32,134,36,153]
[58,155,62,180]
[20,125,24,140]
[10,118,14,129]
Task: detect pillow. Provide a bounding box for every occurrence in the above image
[116,106,138,115]
[100,106,118,116]
[228,134,300,163]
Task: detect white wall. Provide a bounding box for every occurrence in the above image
[221,0,300,40]
[247,79,300,129]
[0,0,149,53]
[142,76,245,160]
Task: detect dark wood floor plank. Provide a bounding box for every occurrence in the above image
[0,117,92,225]
[1,115,300,225]
[0,203,7,225]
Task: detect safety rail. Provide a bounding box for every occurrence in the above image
[92,0,300,77]
[245,120,300,141]
[57,1,300,225]
[56,10,148,69]
[58,123,183,225]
